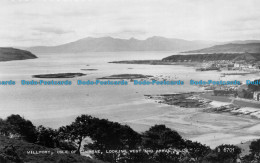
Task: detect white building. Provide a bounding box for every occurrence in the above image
[253,91,260,101]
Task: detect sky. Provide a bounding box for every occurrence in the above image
[0,0,260,47]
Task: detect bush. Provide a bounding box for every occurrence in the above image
[36,125,59,148]
[203,144,241,163]
[6,115,37,143]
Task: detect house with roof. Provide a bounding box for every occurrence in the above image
[253,91,260,101]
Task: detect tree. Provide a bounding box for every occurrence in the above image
[141,125,186,163]
[203,144,241,163]
[36,125,58,148]
[5,114,37,143]
[250,139,260,154]
[184,140,211,162]
[0,145,22,163]
[90,119,141,149]
[59,114,142,157]
[0,118,14,136]
[58,115,97,155]
[242,139,260,162]
[87,118,141,162]
[142,125,185,149]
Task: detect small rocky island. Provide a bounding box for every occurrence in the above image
[33,73,86,78]
[0,47,37,62]
[81,69,98,71]
[98,74,153,80]
[109,60,172,65]
[145,92,211,108]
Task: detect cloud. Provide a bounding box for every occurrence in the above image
[1,0,260,46]
[119,29,147,35]
[32,27,74,35]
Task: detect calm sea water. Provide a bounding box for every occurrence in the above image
[0,52,209,122]
[0,52,259,147]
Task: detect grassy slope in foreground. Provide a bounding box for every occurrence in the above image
[0,135,104,163]
[0,47,37,62]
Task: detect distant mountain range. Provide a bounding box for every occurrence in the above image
[184,43,260,53]
[28,36,219,53]
[0,48,37,61]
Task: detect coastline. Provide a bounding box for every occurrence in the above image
[1,51,260,150]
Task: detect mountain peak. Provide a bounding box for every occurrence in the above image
[27,36,218,53]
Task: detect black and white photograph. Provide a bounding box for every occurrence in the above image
[0,0,260,162]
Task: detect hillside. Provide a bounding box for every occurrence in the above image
[184,43,260,53]
[0,48,37,61]
[28,36,216,53]
[228,40,260,44]
[0,135,104,163]
[162,53,260,62]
